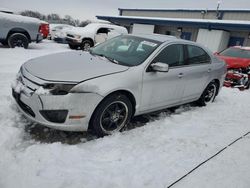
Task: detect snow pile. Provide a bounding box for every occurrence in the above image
[0,11,42,24]
[35,86,50,95]
[0,41,250,188]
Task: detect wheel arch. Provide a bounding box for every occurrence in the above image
[82,37,94,46]
[88,89,137,130]
[7,28,31,42]
[211,79,220,96]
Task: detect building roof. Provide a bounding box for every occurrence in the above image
[96,15,250,31]
[118,8,250,13]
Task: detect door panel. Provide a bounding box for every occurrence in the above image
[180,32,192,40]
[140,68,186,111]
[228,37,244,47]
[182,45,212,101]
[140,44,186,111]
[181,64,211,101]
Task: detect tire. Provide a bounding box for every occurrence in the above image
[81,39,93,51]
[245,80,250,90]
[68,43,79,50]
[90,94,133,137]
[168,106,180,113]
[1,40,8,46]
[197,81,218,106]
[8,33,29,49]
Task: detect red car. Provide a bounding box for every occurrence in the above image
[215,46,250,90]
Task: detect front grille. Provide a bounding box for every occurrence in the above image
[12,89,36,118]
[40,110,68,123]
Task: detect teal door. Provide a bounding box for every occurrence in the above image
[180,32,192,40]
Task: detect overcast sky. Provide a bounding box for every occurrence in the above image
[1,0,250,21]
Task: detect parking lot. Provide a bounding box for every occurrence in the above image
[0,41,249,188]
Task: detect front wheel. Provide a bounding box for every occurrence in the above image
[8,33,29,49]
[68,43,79,50]
[90,94,133,137]
[197,81,218,106]
[1,40,8,46]
[81,39,93,51]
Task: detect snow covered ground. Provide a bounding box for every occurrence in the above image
[0,41,250,188]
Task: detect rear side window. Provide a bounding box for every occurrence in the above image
[187,45,211,65]
[97,28,109,34]
[153,44,184,67]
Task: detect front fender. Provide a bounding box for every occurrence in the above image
[70,68,142,110]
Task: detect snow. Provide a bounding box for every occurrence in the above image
[175,135,250,188]
[0,40,250,188]
[0,11,42,24]
[97,15,250,25]
[35,87,51,95]
[0,7,14,14]
[67,23,127,36]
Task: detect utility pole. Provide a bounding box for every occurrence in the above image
[216,1,221,19]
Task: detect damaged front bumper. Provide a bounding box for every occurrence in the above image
[12,71,103,131]
[224,70,250,90]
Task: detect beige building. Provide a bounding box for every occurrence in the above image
[97,8,250,52]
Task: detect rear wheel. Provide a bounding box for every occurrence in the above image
[8,33,29,49]
[90,94,133,137]
[197,81,218,106]
[81,39,93,51]
[245,80,250,90]
[68,44,79,50]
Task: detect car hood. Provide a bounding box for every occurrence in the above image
[216,55,250,69]
[23,51,129,83]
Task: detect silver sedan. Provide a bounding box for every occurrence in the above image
[12,34,226,136]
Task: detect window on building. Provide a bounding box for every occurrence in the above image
[165,31,171,35]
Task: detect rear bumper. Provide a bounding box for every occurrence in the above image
[36,34,43,43]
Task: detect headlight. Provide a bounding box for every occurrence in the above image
[74,35,81,39]
[36,84,76,95]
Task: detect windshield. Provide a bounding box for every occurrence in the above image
[220,48,250,59]
[90,35,161,66]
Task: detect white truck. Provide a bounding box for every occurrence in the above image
[66,23,128,50]
[0,10,48,49]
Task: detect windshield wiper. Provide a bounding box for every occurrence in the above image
[95,53,120,64]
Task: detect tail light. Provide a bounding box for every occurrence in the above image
[39,23,50,37]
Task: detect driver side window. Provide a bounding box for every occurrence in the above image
[153,44,184,67]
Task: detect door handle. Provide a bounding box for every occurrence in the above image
[178,73,184,78]
[207,68,212,73]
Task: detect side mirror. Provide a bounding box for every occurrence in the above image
[151,62,169,72]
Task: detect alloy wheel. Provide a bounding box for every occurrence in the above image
[204,84,216,104]
[100,101,128,133]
